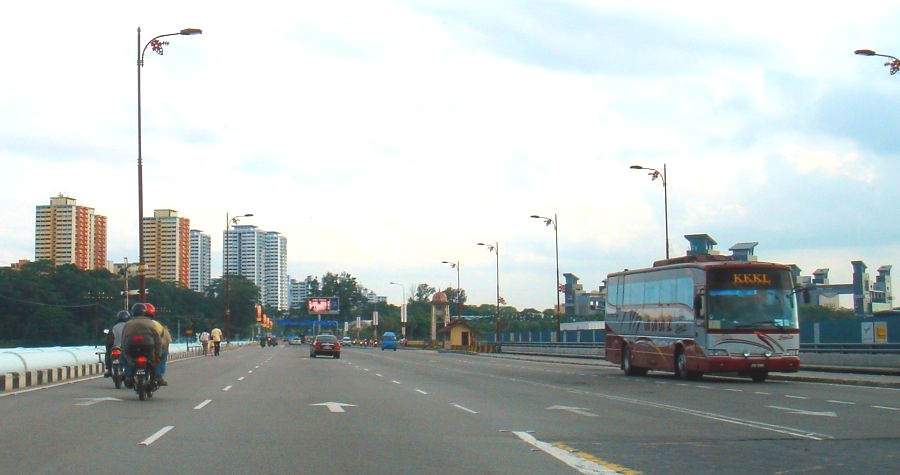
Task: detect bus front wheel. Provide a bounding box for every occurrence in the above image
[676,349,702,381]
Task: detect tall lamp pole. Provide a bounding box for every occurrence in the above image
[389,282,407,338]
[854,49,900,75]
[137,27,202,301]
[530,214,561,342]
[441,260,461,318]
[224,212,253,340]
[477,242,500,343]
[630,164,669,259]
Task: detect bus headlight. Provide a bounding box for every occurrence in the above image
[707,349,728,357]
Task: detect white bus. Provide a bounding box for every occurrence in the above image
[605,252,807,382]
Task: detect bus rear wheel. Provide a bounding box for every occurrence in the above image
[622,346,647,376]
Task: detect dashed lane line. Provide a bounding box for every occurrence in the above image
[139,426,174,447]
[451,403,478,414]
[194,399,212,410]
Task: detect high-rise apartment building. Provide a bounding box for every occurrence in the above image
[224,225,288,311]
[35,194,107,270]
[289,275,315,309]
[190,229,211,293]
[143,209,190,287]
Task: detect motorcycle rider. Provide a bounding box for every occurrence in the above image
[104,310,131,376]
[121,302,172,387]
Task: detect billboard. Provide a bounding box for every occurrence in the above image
[308,297,340,315]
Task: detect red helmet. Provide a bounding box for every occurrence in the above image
[144,303,157,317]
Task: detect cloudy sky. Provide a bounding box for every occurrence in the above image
[2,1,898,310]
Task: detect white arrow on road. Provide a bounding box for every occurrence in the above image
[546,405,599,417]
[767,405,837,417]
[310,402,357,413]
[74,397,123,406]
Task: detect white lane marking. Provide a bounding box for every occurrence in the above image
[139,426,175,446]
[696,385,713,389]
[392,380,401,384]
[767,406,837,417]
[755,392,771,395]
[725,389,743,392]
[238,377,245,381]
[310,402,357,413]
[547,405,599,417]
[452,403,478,414]
[415,389,429,395]
[376,373,383,377]
[255,365,260,369]
[827,400,855,405]
[873,405,900,411]
[74,397,121,406]
[785,395,809,400]
[194,400,212,410]
[512,431,620,475]
[363,368,370,372]
[223,385,232,391]
[247,370,253,374]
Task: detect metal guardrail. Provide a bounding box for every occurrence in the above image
[799,343,900,354]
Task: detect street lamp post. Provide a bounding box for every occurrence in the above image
[136,27,202,302]
[530,214,561,342]
[224,213,253,340]
[855,49,900,75]
[441,260,461,318]
[477,242,500,343]
[630,164,669,259]
[389,282,407,338]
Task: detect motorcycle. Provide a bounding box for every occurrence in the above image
[125,335,160,401]
[131,354,159,401]
[109,346,124,389]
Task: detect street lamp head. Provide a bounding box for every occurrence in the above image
[180,28,203,35]
[855,49,876,56]
[630,165,644,169]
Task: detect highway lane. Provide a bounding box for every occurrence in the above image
[1,345,897,474]
[391,351,900,474]
[0,345,578,474]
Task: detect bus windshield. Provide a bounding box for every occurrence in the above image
[706,268,798,330]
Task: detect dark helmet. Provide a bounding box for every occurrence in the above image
[145,303,157,318]
[131,302,148,317]
[116,310,130,322]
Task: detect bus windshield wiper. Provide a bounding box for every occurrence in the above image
[735,319,784,329]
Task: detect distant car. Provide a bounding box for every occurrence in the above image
[310,334,341,358]
[381,332,397,351]
[341,336,352,347]
[288,337,303,345]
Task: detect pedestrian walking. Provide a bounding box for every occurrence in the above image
[210,327,223,356]
[199,330,210,355]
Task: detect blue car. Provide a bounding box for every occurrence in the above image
[381,331,398,351]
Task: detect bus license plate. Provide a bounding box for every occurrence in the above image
[750,363,765,368]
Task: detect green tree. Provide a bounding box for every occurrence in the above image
[414,283,436,302]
